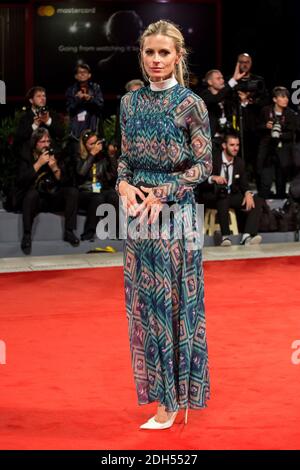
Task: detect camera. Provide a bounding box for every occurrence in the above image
[42,146,55,156]
[236,78,265,93]
[36,105,49,116]
[36,176,57,194]
[214,183,228,198]
[271,120,282,139]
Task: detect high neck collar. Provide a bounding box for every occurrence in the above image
[150,75,178,92]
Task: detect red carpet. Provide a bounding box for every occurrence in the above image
[1,256,300,450]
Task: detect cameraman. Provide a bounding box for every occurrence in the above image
[198,132,263,246]
[257,86,297,199]
[16,128,79,255]
[15,86,64,153]
[200,63,246,149]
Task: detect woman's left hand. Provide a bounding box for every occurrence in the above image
[138,186,163,224]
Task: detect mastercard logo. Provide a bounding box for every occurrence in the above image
[37,6,56,17]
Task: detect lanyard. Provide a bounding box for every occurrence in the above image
[92,163,97,184]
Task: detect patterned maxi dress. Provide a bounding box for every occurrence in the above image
[116,83,212,412]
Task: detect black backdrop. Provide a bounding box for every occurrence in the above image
[0,0,299,106]
[34,1,218,96]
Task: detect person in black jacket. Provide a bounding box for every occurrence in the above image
[200,62,246,149]
[14,86,64,154]
[257,86,298,199]
[66,64,104,150]
[198,132,263,246]
[16,128,79,255]
[76,130,119,241]
[232,53,268,180]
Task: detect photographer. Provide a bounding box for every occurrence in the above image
[198,132,263,246]
[257,86,298,199]
[66,64,104,151]
[15,86,64,153]
[76,130,119,241]
[232,54,268,180]
[16,128,79,255]
[235,53,267,106]
[200,63,246,149]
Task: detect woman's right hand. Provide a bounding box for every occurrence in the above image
[118,181,146,216]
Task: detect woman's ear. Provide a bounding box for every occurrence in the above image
[175,49,183,65]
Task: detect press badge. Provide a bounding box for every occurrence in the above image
[77,111,87,122]
[92,182,102,193]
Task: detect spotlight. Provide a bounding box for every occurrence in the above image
[69,22,78,33]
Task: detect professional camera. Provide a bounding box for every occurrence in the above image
[236,78,265,93]
[271,120,282,139]
[36,175,58,194]
[36,105,49,116]
[214,183,228,198]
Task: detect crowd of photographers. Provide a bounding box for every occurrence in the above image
[3,55,300,253]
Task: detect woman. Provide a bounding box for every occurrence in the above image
[76,130,119,240]
[116,20,212,430]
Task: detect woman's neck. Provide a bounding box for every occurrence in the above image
[150,75,178,91]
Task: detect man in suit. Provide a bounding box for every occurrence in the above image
[198,132,263,246]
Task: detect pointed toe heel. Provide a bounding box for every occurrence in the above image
[184,408,189,425]
[140,411,178,430]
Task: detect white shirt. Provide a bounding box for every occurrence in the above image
[208,152,234,192]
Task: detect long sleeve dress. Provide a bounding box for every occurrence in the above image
[116,82,212,412]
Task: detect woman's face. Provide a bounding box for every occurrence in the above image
[85,135,102,152]
[142,34,181,82]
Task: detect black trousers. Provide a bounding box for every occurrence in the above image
[257,141,293,199]
[78,188,119,235]
[22,187,78,234]
[202,191,263,236]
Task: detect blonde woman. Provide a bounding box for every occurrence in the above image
[76,130,119,240]
[116,20,212,430]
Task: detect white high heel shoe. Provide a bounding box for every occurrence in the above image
[140,411,178,430]
[140,408,189,430]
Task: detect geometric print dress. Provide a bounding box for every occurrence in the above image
[116,83,212,412]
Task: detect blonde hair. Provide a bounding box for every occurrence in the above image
[79,129,97,160]
[139,20,188,87]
